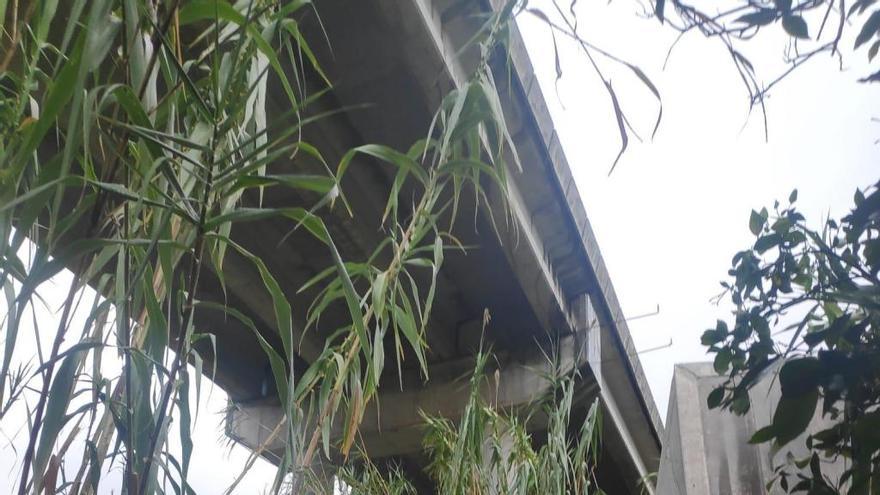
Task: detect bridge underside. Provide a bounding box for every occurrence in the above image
[210,1,665,492]
[44,0,664,492]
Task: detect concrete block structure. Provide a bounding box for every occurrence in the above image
[657,363,845,495]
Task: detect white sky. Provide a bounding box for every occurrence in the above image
[2,2,878,493]
[516,1,879,415]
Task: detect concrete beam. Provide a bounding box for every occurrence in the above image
[226,330,595,460]
[483,0,665,454]
[574,293,655,493]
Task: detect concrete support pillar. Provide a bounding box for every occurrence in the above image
[225,400,337,493]
[570,292,602,386]
[482,429,516,494]
[290,461,336,495]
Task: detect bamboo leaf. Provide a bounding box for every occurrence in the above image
[393,304,427,377]
[196,301,290,405]
[217,237,294,361]
[178,369,194,492]
[372,271,388,320]
[231,174,336,195]
[0,177,80,215]
[328,237,371,362]
[205,207,329,243]
[421,235,444,333]
[178,0,299,106]
[1,280,19,396]
[337,144,428,185]
[33,346,89,492]
[604,81,628,175]
[6,32,85,176]
[280,18,331,86]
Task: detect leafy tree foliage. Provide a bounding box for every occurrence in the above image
[704,185,880,493]
[652,0,880,136]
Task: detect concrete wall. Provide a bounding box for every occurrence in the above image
[657,362,845,495]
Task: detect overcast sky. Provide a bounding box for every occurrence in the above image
[2,1,878,493]
[516,0,879,415]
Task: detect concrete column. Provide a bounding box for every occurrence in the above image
[482,429,516,494]
[290,460,336,495]
[570,292,602,386]
[225,400,336,493]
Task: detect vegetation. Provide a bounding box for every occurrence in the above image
[653,0,880,136]
[704,185,880,493]
[334,350,603,495]
[671,0,880,492]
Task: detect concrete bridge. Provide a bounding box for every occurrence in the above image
[190,0,664,492]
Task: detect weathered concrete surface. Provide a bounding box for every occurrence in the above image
[657,362,845,495]
[227,337,600,459]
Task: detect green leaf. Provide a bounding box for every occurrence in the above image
[869,40,880,61]
[655,0,665,23]
[618,62,663,139]
[337,144,428,186]
[420,235,444,334]
[714,350,732,374]
[85,441,100,493]
[393,305,428,377]
[112,85,164,159]
[205,207,329,243]
[179,0,298,106]
[707,387,725,408]
[789,189,798,203]
[178,370,193,491]
[85,179,190,219]
[7,31,85,177]
[280,19,330,86]
[749,425,776,444]
[197,301,290,405]
[754,233,781,253]
[701,329,722,346]
[771,217,791,234]
[328,235,370,362]
[0,177,80,215]
[372,271,388,320]
[476,73,522,171]
[216,237,294,361]
[779,357,822,397]
[773,389,818,446]
[0,286,18,388]
[232,174,336,195]
[438,86,469,164]
[855,11,880,49]
[782,15,810,39]
[793,272,813,289]
[731,393,751,414]
[605,80,629,175]
[735,9,778,26]
[33,346,89,491]
[749,209,766,235]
